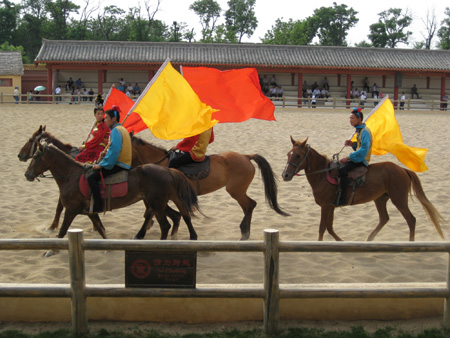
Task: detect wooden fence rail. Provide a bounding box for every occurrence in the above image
[1,229,450,335]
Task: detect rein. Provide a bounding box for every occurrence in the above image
[286,144,310,175]
[288,145,336,178]
[154,149,173,165]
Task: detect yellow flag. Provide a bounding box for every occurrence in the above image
[353,98,428,172]
[130,60,218,140]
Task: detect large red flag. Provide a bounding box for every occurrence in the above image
[182,67,275,123]
[103,87,147,133]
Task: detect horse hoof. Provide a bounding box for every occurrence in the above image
[44,227,56,233]
[240,233,250,241]
[43,250,57,257]
[171,233,178,240]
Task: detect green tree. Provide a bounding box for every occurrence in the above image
[0,41,31,63]
[0,0,20,44]
[224,0,257,43]
[261,18,316,45]
[45,0,80,40]
[437,7,450,50]
[189,0,221,42]
[312,2,358,46]
[368,8,413,48]
[90,5,125,41]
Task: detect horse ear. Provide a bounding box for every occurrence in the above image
[290,135,296,145]
[129,130,135,137]
[300,137,309,147]
[43,125,46,132]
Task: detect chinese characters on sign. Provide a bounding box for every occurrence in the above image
[125,251,197,288]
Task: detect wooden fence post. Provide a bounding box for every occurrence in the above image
[68,229,88,335]
[444,253,450,328]
[264,229,280,334]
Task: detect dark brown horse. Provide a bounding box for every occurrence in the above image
[18,126,182,235]
[131,135,289,240]
[25,142,199,249]
[282,137,444,241]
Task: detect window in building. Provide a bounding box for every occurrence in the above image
[0,78,13,86]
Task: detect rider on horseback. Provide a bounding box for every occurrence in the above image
[86,107,132,213]
[168,127,214,169]
[335,107,372,206]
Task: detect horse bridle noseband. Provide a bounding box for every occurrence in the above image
[287,144,310,175]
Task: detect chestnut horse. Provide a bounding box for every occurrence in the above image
[25,142,199,247]
[131,135,289,240]
[282,137,444,241]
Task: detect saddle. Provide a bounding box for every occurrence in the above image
[169,152,211,180]
[80,169,129,212]
[327,162,368,205]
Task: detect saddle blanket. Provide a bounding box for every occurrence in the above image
[326,165,368,186]
[79,173,128,199]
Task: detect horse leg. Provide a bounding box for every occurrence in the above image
[367,194,390,241]
[87,214,107,239]
[181,214,197,240]
[47,198,64,231]
[154,211,172,240]
[391,195,416,241]
[167,205,182,237]
[134,208,154,240]
[44,210,77,257]
[319,205,342,241]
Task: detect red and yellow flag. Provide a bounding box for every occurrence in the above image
[182,67,275,123]
[128,61,218,140]
[353,97,428,172]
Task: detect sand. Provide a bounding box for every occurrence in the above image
[1,104,450,291]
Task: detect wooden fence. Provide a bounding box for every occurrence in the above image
[1,229,450,335]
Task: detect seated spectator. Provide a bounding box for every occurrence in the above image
[119,78,126,86]
[73,87,80,102]
[269,85,277,98]
[312,87,321,98]
[117,83,125,92]
[320,87,329,99]
[306,87,313,98]
[311,94,317,108]
[88,88,94,102]
[126,88,132,98]
[82,87,88,101]
[75,78,83,88]
[311,81,319,90]
[372,83,378,98]
[276,85,283,98]
[351,88,360,99]
[360,90,367,98]
[127,83,134,94]
[360,92,367,106]
[270,75,277,86]
[66,77,74,93]
[133,83,141,95]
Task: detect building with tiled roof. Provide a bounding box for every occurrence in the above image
[34,39,450,107]
[0,51,24,103]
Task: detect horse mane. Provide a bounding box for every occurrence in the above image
[46,144,83,168]
[41,131,74,151]
[131,135,168,154]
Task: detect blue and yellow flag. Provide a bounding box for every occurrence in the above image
[129,60,218,140]
[353,97,428,172]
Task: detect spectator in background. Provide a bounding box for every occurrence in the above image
[442,94,448,111]
[306,87,312,98]
[311,81,319,91]
[28,90,33,102]
[54,85,61,103]
[88,88,94,102]
[14,86,20,104]
[82,87,88,101]
[117,81,125,92]
[372,83,378,98]
[127,83,134,94]
[133,83,141,95]
[312,87,321,98]
[322,77,329,91]
[269,85,277,98]
[76,78,83,88]
[399,92,406,110]
[320,87,329,99]
[66,77,74,93]
[311,94,317,108]
[73,87,80,102]
[360,91,366,107]
[351,88,360,99]
[276,85,283,99]
[302,80,308,98]
[119,78,126,86]
[362,77,370,93]
[411,84,419,99]
[270,75,277,86]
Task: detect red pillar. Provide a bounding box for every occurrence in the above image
[441,75,447,110]
[46,66,52,102]
[97,69,103,95]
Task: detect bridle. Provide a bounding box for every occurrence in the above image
[28,144,48,180]
[286,144,310,175]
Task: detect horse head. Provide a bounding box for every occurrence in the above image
[18,125,46,162]
[25,140,50,181]
[282,136,309,181]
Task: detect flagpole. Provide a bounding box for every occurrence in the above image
[121,58,171,126]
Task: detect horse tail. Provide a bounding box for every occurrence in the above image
[405,169,445,239]
[248,154,290,216]
[169,168,200,215]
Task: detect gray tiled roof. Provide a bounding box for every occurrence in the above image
[35,39,450,72]
[0,51,24,76]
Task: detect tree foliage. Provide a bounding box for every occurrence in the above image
[0,0,20,44]
[437,7,450,50]
[261,18,316,45]
[312,2,358,46]
[224,0,257,43]
[368,8,413,48]
[189,0,221,42]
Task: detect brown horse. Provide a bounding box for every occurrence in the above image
[24,142,200,248]
[131,135,289,240]
[18,126,182,235]
[282,137,444,241]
